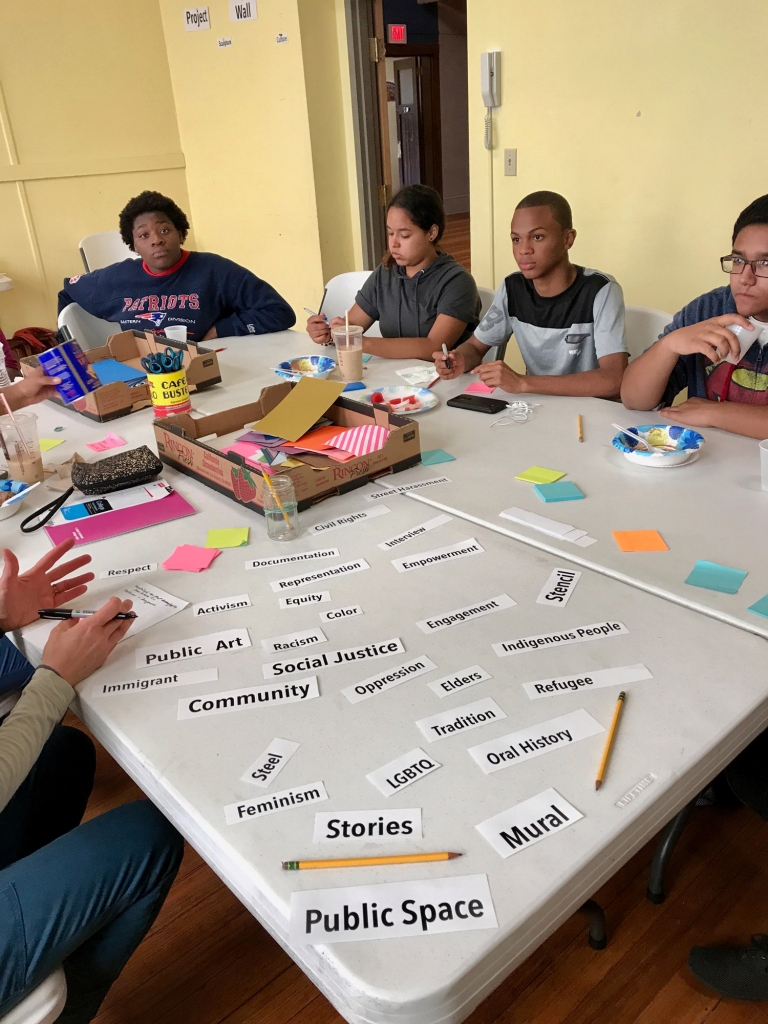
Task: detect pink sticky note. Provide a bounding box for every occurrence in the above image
[86,431,126,453]
[162,544,221,572]
[465,380,494,395]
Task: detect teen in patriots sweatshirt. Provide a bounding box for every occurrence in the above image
[58,191,295,342]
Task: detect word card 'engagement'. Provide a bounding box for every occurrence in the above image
[417,594,516,634]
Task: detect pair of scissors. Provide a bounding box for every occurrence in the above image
[140,347,185,374]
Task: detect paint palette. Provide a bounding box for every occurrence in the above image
[358,386,438,415]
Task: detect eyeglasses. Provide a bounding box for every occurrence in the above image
[721,255,768,277]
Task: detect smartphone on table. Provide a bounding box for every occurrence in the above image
[446,394,508,415]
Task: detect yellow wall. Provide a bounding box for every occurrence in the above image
[0,0,188,336]
[467,0,768,318]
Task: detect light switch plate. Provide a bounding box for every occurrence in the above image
[504,149,517,176]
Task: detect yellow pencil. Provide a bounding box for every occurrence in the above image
[595,690,626,790]
[282,852,461,870]
[577,413,584,442]
[262,471,294,529]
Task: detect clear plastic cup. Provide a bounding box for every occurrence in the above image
[332,325,364,382]
[164,325,188,344]
[264,474,299,540]
[0,412,44,484]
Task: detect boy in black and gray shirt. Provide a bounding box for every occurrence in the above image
[433,191,627,397]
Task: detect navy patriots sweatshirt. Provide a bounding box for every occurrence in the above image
[58,250,296,341]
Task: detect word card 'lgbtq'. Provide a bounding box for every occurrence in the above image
[391,537,484,573]
[367,748,441,795]
[476,788,583,859]
[523,663,652,700]
[341,656,437,704]
[135,628,251,668]
[178,677,319,720]
[468,709,604,774]
[290,874,497,945]
[262,638,404,679]
[536,568,582,607]
[241,738,299,788]
[313,808,423,843]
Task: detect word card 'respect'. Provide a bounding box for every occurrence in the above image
[467,708,604,775]
[99,562,157,579]
[290,873,496,944]
[476,788,583,859]
[366,747,441,796]
[241,738,299,788]
[536,568,582,607]
[313,808,422,843]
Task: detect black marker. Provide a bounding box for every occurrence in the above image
[38,609,137,621]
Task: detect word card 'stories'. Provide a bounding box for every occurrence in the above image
[313,808,423,843]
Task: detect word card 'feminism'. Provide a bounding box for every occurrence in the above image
[493,621,628,657]
[536,568,582,607]
[341,656,437,704]
[178,677,319,719]
[476,788,583,859]
[262,638,404,679]
[270,558,370,592]
[367,748,441,796]
[391,537,484,573]
[417,594,516,634]
[290,873,496,944]
[523,663,652,700]
[467,708,604,775]
[313,808,422,843]
[224,781,328,824]
[135,628,251,668]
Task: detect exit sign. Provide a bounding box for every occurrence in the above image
[387,23,407,44]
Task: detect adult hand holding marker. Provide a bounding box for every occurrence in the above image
[41,596,135,686]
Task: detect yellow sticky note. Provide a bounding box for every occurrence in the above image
[515,466,566,485]
[206,527,250,548]
[612,530,668,553]
[39,438,65,452]
[254,377,345,443]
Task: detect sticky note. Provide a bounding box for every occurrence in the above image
[612,530,669,553]
[362,353,372,364]
[748,594,768,619]
[39,438,65,452]
[685,560,747,595]
[465,380,494,394]
[515,466,566,485]
[253,377,346,443]
[421,448,456,466]
[206,528,249,548]
[534,481,584,502]
[86,432,126,453]
[162,545,221,572]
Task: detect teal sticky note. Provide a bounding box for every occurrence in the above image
[748,594,768,619]
[534,481,584,502]
[362,353,372,364]
[685,560,747,595]
[421,448,456,466]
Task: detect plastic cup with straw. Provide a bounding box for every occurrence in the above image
[0,394,31,457]
[259,449,294,530]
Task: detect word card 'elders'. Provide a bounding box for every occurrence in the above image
[342,656,437,704]
[261,627,328,655]
[476,788,583,860]
[241,738,299,788]
[308,506,391,534]
[377,513,453,550]
[524,663,652,700]
[279,591,331,609]
[262,638,404,679]
[247,548,339,570]
[178,676,319,720]
[391,538,484,573]
[224,781,328,825]
[416,697,506,742]
[290,873,497,945]
[313,808,423,844]
[270,558,370,592]
[135,628,251,668]
[92,668,218,699]
[493,621,628,658]
[192,594,252,618]
[417,594,516,635]
[537,568,582,607]
[367,748,441,796]
[468,709,604,775]
[428,665,492,698]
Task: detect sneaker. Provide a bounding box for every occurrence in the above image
[688,935,768,1000]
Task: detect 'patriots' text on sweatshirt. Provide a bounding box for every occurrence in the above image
[58,250,296,341]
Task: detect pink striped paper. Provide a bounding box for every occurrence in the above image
[328,424,389,457]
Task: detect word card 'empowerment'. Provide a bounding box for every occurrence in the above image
[313,808,422,843]
[391,537,484,573]
[290,873,497,945]
[467,709,604,775]
[367,748,441,795]
[476,788,583,859]
[135,628,251,668]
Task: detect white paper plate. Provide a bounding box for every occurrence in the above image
[356,386,438,415]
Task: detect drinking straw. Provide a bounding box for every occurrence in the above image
[0,394,31,456]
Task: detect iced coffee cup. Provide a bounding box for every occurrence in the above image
[0,412,44,484]
[332,325,364,382]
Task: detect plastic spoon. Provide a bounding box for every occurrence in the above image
[611,423,675,452]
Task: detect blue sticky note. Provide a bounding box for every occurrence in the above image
[92,358,146,386]
[748,594,768,619]
[343,381,366,392]
[534,481,585,502]
[685,560,747,595]
[362,353,372,364]
[421,448,456,466]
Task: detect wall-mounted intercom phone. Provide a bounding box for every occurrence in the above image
[481,51,500,150]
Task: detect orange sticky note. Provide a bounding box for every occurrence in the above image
[612,530,669,553]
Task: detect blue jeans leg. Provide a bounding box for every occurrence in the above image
[0,634,35,697]
[0,800,184,1024]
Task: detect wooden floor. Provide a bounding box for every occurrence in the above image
[442,212,471,271]
[63,711,768,1024]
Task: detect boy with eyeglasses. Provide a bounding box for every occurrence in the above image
[622,194,768,438]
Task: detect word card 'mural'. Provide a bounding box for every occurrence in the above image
[178,677,319,719]
[135,628,251,668]
[476,788,583,859]
[290,873,497,945]
[468,709,604,775]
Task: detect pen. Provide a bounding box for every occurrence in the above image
[442,343,453,371]
[304,308,329,323]
[595,691,626,790]
[37,609,137,621]
[282,852,461,870]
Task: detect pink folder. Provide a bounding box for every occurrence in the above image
[45,489,196,547]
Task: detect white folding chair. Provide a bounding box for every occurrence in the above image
[477,286,495,320]
[624,305,673,361]
[57,303,121,351]
[319,271,381,337]
[78,232,138,273]
[0,968,67,1024]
